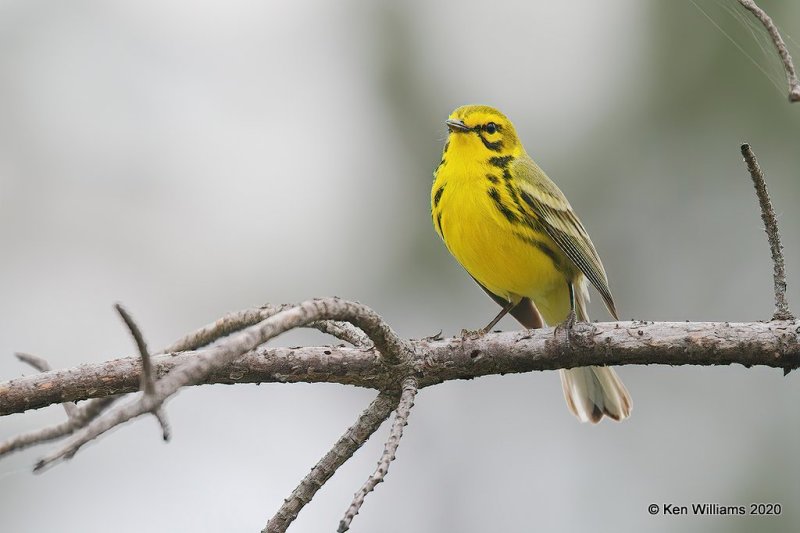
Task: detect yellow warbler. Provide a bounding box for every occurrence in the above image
[431,105,631,423]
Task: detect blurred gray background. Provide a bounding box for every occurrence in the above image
[1,1,799,531]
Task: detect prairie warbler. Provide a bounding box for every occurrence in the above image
[431,105,631,423]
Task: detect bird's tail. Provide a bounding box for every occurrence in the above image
[560,366,631,423]
[559,281,631,423]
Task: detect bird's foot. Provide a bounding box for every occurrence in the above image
[460,327,487,340]
[553,310,577,346]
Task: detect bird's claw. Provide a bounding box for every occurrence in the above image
[460,328,486,340]
[553,310,577,345]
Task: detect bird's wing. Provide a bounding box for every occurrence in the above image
[511,155,618,319]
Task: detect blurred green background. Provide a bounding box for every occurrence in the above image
[1,1,799,531]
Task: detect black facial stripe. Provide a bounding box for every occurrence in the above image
[477,133,503,152]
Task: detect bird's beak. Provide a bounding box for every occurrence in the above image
[445,119,471,132]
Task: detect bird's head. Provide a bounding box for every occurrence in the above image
[443,105,523,159]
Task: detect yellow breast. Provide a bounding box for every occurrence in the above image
[432,155,568,305]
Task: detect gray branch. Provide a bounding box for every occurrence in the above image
[2,320,797,419]
[738,0,800,102]
[21,298,411,471]
[115,303,170,440]
[15,352,78,419]
[163,305,371,354]
[338,377,418,533]
[741,144,793,321]
[0,397,117,456]
[263,392,399,533]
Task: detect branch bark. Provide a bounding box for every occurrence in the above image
[741,144,793,321]
[738,0,800,102]
[338,377,418,533]
[21,298,412,471]
[2,320,797,418]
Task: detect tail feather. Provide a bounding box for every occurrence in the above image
[561,277,631,423]
[560,366,631,423]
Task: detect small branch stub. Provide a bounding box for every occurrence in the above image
[741,144,794,322]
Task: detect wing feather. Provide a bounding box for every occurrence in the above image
[511,156,618,319]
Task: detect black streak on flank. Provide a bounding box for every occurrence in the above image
[520,190,538,211]
[486,173,500,184]
[488,188,517,223]
[505,181,519,203]
[478,133,503,152]
[436,212,444,236]
[489,155,514,169]
[433,184,445,207]
[513,231,562,269]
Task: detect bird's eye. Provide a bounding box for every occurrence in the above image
[485,122,497,134]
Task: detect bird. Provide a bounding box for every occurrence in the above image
[431,104,631,423]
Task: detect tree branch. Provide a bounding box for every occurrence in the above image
[115,303,170,441]
[338,377,418,533]
[741,144,793,321]
[0,397,117,456]
[163,304,371,354]
[264,392,398,533]
[2,320,797,418]
[18,298,411,471]
[738,0,800,102]
[15,352,77,419]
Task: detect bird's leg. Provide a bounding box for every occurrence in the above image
[554,282,577,344]
[461,299,515,338]
[482,299,515,333]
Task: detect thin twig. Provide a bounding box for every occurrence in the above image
[161,305,291,353]
[263,392,398,533]
[741,144,793,321]
[114,303,169,438]
[163,305,370,353]
[115,304,155,395]
[15,352,53,373]
[153,408,171,441]
[32,298,410,471]
[0,397,117,457]
[738,0,800,102]
[15,352,77,419]
[309,320,372,349]
[338,377,418,533]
